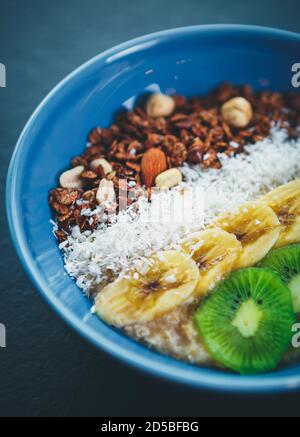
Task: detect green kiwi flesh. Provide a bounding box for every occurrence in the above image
[259,244,300,313]
[194,268,295,374]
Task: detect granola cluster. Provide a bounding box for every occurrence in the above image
[49,83,300,241]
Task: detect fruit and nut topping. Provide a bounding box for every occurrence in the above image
[49,83,300,374]
[93,180,300,373]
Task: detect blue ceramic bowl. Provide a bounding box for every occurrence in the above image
[6,25,300,392]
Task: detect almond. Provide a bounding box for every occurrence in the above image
[141,148,168,188]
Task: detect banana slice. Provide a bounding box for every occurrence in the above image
[180,229,242,296]
[212,202,280,269]
[95,250,199,327]
[259,180,300,248]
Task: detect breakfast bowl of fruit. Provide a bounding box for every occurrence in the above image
[6,25,300,392]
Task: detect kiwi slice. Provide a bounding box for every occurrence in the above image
[194,268,295,374]
[259,244,300,313]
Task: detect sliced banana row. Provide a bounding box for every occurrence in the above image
[95,179,300,327]
[96,230,241,327]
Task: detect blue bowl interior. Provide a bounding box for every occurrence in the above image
[7,25,300,392]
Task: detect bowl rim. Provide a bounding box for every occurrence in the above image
[6,24,300,393]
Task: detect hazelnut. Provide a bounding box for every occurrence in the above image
[59,165,84,189]
[155,168,183,189]
[221,97,253,128]
[146,93,175,118]
[90,158,113,175]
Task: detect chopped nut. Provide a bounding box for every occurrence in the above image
[90,158,113,175]
[96,179,116,208]
[155,168,182,189]
[146,93,175,118]
[59,166,84,189]
[221,97,253,128]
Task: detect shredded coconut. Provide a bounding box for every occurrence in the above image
[59,128,300,292]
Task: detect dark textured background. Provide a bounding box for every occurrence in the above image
[1,0,300,417]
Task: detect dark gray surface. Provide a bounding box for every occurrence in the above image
[1,0,300,417]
